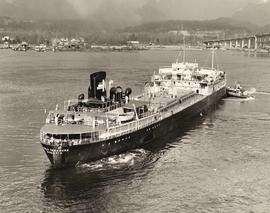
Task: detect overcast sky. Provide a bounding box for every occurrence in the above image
[1,0,269,26]
[67,0,265,19]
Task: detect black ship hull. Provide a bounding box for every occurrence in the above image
[41,87,226,168]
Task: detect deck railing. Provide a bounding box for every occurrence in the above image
[41,93,208,147]
[64,99,123,112]
[104,111,159,139]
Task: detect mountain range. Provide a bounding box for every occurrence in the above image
[1,16,269,36]
[0,0,270,41]
[122,18,261,34]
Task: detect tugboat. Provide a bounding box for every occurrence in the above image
[226,82,252,98]
[40,51,227,168]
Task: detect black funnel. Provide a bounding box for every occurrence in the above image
[88,71,106,100]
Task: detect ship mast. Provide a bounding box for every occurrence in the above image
[211,48,215,70]
[183,35,186,63]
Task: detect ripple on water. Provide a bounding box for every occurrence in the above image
[1,50,270,212]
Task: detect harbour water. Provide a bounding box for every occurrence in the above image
[0,49,270,212]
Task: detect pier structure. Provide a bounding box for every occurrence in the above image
[204,33,270,50]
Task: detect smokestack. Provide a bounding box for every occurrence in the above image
[88,71,106,100]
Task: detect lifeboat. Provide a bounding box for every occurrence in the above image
[117,112,135,123]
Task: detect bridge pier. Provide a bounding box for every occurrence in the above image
[248,38,251,49]
[254,36,258,49]
[241,39,245,48]
[235,39,239,48]
[204,33,270,51]
[204,33,270,50]
[225,40,229,47]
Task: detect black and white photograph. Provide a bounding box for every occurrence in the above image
[0,0,270,212]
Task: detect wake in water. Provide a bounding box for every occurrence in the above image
[255,90,270,95]
[225,96,255,102]
[78,149,153,171]
[227,88,270,97]
[246,87,256,95]
[202,122,215,128]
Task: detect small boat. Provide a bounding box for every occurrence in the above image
[117,111,135,123]
[226,82,251,98]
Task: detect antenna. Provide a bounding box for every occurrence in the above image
[211,48,215,70]
[180,23,186,63]
[183,35,186,63]
[176,49,183,63]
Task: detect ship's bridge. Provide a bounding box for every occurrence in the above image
[171,62,198,70]
[158,62,199,75]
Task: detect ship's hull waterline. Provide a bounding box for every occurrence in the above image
[41,87,226,168]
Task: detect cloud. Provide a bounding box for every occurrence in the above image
[0,0,79,19]
[232,0,270,25]
[66,0,147,28]
[0,0,269,26]
[67,0,263,25]
[67,0,101,17]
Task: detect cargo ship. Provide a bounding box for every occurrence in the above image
[40,51,226,167]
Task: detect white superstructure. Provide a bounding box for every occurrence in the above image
[145,51,226,98]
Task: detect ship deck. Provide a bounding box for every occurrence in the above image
[40,123,105,134]
[136,89,194,105]
[41,90,196,136]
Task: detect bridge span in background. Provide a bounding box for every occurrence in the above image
[204,33,270,50]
